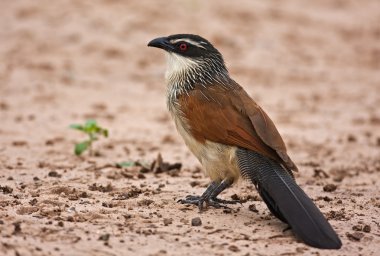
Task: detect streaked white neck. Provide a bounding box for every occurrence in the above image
[165,52,197,83]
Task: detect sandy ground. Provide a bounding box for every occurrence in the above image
[1,0,380,255]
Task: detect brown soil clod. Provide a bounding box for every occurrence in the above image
[138,199,154,206]
[248,204,259,213]
[163,218,173,226]
[88,183,113,193]
[352,225,363,231]
[346,232,364,241]
[313,168,330,179]
[0,185,13,194]
[13,222,22,235]
[327,209,348,221]
[151,153,182,174]
[113,188,142,200]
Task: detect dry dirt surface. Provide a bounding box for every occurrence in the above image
[1,0,380,255]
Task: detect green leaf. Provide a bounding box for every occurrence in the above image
[70,124,84,131]
[102,129,109,137]
[85,119,97,127]
[83,120,98,133]
[116,161,135,168]
[136,160,151,169]
[74,141,90,155]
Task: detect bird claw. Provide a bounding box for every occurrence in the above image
[178,195,234,211]
[178,196,206,211]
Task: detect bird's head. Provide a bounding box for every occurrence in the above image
[148,34,229,88]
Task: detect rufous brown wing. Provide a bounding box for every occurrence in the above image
[178,82,298,172]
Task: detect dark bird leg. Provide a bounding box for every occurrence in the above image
[236,148,342,250]
[178,179,239,211]
[209,179,241,205]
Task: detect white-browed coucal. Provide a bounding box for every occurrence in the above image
[148,34,342,249]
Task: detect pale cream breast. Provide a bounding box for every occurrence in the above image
[169,107,241,182]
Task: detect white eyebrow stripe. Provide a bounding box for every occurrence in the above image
[169,38,207,49]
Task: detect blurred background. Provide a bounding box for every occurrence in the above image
[0,0,379,255]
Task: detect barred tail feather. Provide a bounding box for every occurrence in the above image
[236,148,342,249]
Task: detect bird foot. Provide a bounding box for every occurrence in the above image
[178,195,234,211]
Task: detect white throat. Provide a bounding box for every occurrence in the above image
[165,52,197,83]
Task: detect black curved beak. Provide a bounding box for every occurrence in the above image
[147,37,174,51]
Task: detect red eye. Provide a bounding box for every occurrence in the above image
[179,43,188,51]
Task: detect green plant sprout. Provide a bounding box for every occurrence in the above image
[69,120,109,156]
[116,161,136,168]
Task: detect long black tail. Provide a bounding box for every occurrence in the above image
[236,148,342,249]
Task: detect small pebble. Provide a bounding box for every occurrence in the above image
[48,171,61,178]
[163,218,172,226]
[228,245,240,252]
[190,181,200,187]
[347,134,357,142]
[98,233,110,241]
[363,225,371,233]
[323,184,337,192]
[191,217,202,226]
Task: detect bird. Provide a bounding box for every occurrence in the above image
[147,34,342,249]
